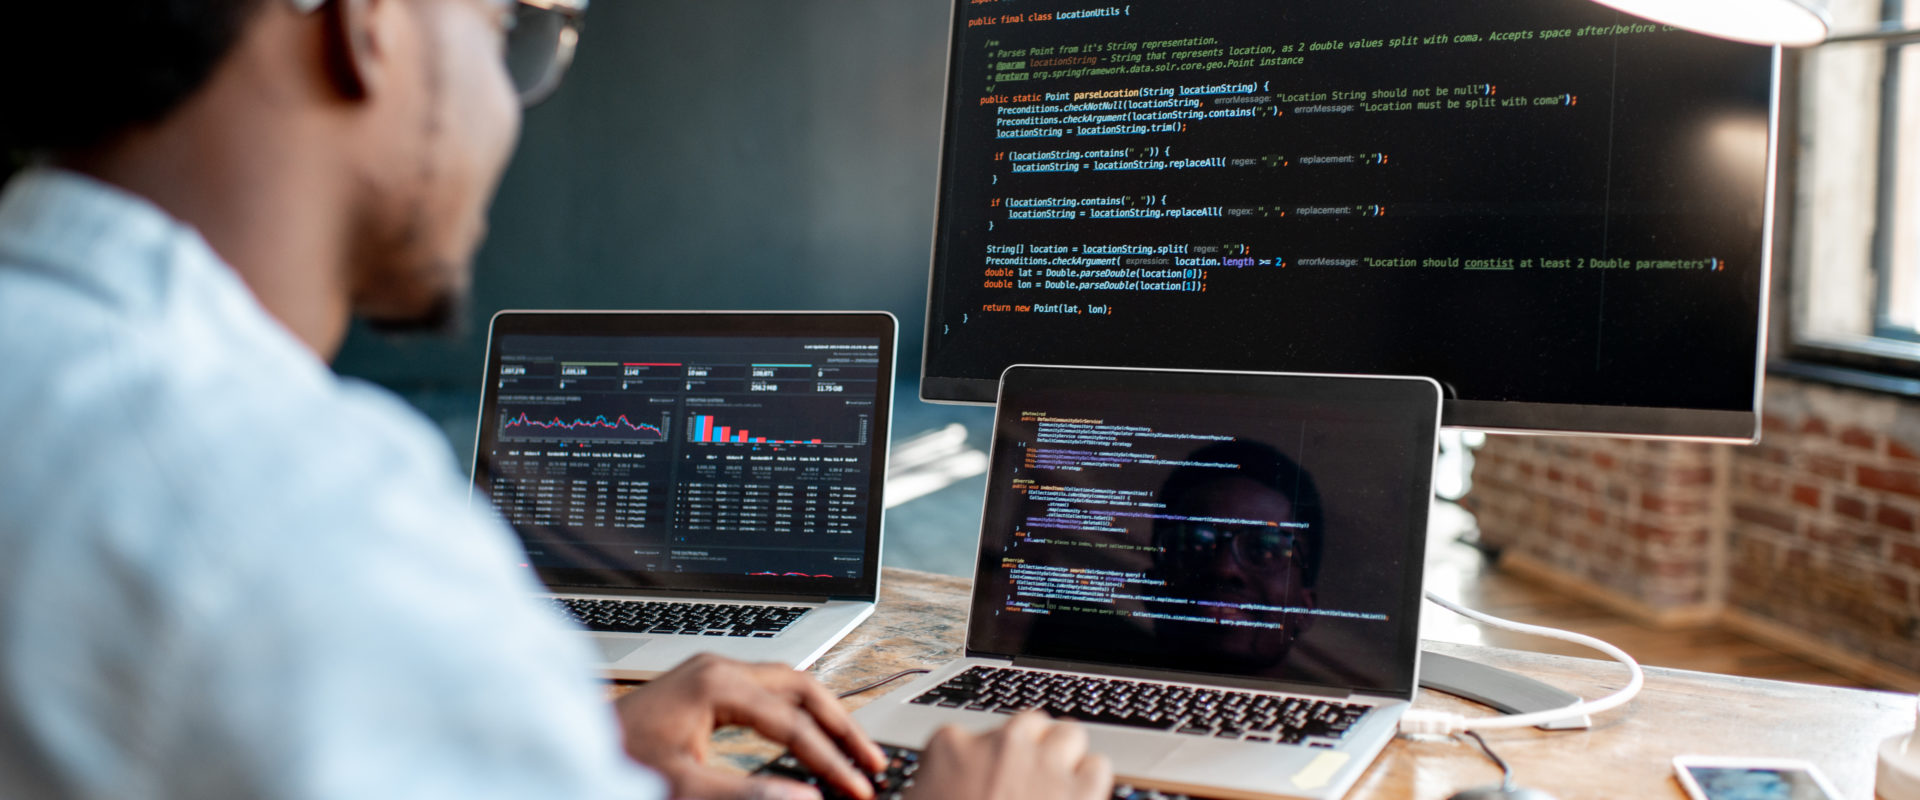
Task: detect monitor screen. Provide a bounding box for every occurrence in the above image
[967,366,1439,695]
[473,312,894,599]
[920,0,1777,440]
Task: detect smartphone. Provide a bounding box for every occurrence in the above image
[1672,756,1843,800]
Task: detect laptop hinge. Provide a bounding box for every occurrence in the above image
[1006,655,1366,700]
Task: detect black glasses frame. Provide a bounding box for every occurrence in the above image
[287,0,589,107]
[1160,522,1304,573]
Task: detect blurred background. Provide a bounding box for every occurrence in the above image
[332,1,995,576]
[331,1,1920,689]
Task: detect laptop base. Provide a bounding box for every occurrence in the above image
[854,659,1405,800]
[584,598,874,680]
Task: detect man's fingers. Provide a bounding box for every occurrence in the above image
[790,670,888,772]
[668,763,824,800]
[728,697,875,800]
[1036,717,1091,768]
[624,657,887,800]
[999,709,1053,745]
[923,723,969,761]
[736,663,884,774]
[1072,750,1115,800]
[909,716,1115,800]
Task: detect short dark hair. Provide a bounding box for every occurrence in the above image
[1154,440,1327,586]
[2,148,26,188]
[1,1,267,154]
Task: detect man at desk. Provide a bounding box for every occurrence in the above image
[0,1,1109,798]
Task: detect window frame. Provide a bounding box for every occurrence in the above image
[1776,3,1920,387]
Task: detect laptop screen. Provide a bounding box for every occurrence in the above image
[967,366,1438,697]
[474,312,894,599]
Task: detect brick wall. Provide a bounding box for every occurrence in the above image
[1461,376,1920,680]
[1464,437,1722,615]
[1729,378,1920,674]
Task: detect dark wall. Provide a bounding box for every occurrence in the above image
[333,1,952,390]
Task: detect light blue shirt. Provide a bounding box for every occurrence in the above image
[0,169,665,799]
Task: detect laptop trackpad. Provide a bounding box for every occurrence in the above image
[1083,726,1181,771]
[591,636,647,663]
[1159,740,1319,791]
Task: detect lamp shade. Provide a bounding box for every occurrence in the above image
[1588,0,1831,45]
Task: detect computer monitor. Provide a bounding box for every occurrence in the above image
[919,0,1778,441]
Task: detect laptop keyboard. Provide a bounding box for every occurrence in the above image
[908,666,1370,745]
[553,598,809,637]
[756,743,1232,800]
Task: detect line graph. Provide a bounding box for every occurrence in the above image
[499,404,673,443]
[505,412,664,437]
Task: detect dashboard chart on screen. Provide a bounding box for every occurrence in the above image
[922,0,1777,438]
[480,333,884,580]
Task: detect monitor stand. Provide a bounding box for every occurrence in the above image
[1419,498,1590,729]
[1418,648,1591,730]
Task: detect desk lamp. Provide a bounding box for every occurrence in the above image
[1590,0,1831,45]
[1585,2,1920,797]
[1593,0,1920,45]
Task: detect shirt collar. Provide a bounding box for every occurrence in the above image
[0,166,239,315]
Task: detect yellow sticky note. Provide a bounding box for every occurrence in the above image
[1291,751,1352,790]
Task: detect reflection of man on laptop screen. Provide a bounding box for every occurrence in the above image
[1150,440,1325,680]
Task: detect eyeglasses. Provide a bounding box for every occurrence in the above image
[1162,522,1302,572]
[502,0,587,107]
[287,0,588,107]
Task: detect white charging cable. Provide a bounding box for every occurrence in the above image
[1397,590,1645,735]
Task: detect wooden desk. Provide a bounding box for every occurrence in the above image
[710,568,1915,799]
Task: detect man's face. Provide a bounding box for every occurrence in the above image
[351,0,522,331]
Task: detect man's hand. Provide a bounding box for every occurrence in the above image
[905,711,1113,800]
[615,654,888,800]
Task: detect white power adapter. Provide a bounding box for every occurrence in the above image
[1878,696,1920,800]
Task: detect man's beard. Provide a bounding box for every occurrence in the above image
[363,283,471,339]
[363,28,474,343]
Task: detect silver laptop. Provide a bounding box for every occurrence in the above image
[856,365,1441,800]
[471,311,895,679]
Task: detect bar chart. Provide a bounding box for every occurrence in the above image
[686,411,867,446]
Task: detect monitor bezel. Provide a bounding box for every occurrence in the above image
[913,2,1781,445]
[924,375,1761,442]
